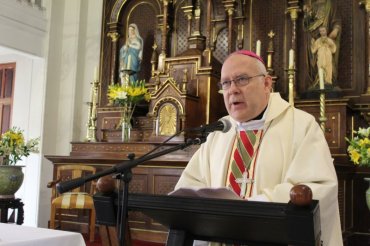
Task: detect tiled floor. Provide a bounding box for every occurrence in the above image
[83,233,102,246]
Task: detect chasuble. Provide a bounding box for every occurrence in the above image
[175,93,342,246]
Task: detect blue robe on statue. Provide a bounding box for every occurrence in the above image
[119,36,143,83]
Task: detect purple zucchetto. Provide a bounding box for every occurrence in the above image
[228,50,265,66]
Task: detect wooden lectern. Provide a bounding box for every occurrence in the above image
[93,192,321,246]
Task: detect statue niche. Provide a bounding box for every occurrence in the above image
[303,0,342,96]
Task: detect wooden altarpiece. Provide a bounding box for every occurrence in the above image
[96,0,228,143]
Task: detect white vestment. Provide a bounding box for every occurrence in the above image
[175,93,342,246]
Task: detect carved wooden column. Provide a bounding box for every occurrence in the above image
[223,0,235,54]
[286,1,300,52]
[107,31,120,85]
[193,0,202,36]
[360,0,370,94]
[158,0,169,71]
[162,0,169,55]
[267,31,278,91]
[151,42,159,76]
[203,0,213,65]
[181,5,193,38]
[205,0,212,50]
[188,0,206,51]
[286,1,300,99]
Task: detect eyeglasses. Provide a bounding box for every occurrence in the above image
[218,74,266,90]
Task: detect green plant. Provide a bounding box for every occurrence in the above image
[0,127,39,166]
[345,127,370,167]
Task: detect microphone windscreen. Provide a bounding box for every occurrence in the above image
[219,118,232,133]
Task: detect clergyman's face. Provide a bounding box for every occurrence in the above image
[220,54,272,122]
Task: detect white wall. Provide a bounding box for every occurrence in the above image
[39,0,103,228]
[0,0,47,57]
[0,50,45,227]
[0,0,48,227]
[0,0,103,228]
[73,0,104,141]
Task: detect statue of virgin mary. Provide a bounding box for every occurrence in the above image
[119,23,144,83]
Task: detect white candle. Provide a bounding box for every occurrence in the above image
[256,40,261,56]
[288,49,294,69]
[89,82,94,103]
[319,68,325,90]
[94,66,99,81]
[155,118,159,136]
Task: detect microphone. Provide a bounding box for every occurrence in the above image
[192,118,231,134]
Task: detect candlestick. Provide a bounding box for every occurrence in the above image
[288,69,295,106]
[319,92,327,132]
[85,78,99,142]
[94,66,99,81]
[256,40,261,56]
[267,54,272,68]
[288,49,294,69]
[319,68,325,90]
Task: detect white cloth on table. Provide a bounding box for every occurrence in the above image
[0,223,85,246]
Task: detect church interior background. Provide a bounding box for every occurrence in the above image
[0,0,369,245]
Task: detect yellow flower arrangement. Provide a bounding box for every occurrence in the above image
[107,80,151,106]
[107,80,151,141]
[0,127,39,166]
[346,127,370,167]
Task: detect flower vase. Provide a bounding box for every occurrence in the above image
[121,103,133,142]
[121,120,131,142]
[365,178,370,211]
[0,165,24,199]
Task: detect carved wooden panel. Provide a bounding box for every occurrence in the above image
[173,0,188,56]
[153,174,180,195]
[214,28,229,63]
[128,166,184,234]
[295,99,352,157]
[335,0,354,92]
[130,174,148,193]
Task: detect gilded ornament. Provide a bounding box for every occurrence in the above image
[159,104,177,136]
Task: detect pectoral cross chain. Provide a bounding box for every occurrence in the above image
[235,170,254,198]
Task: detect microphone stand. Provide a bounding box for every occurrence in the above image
[56,137,206,246]
[115,154,134,246]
